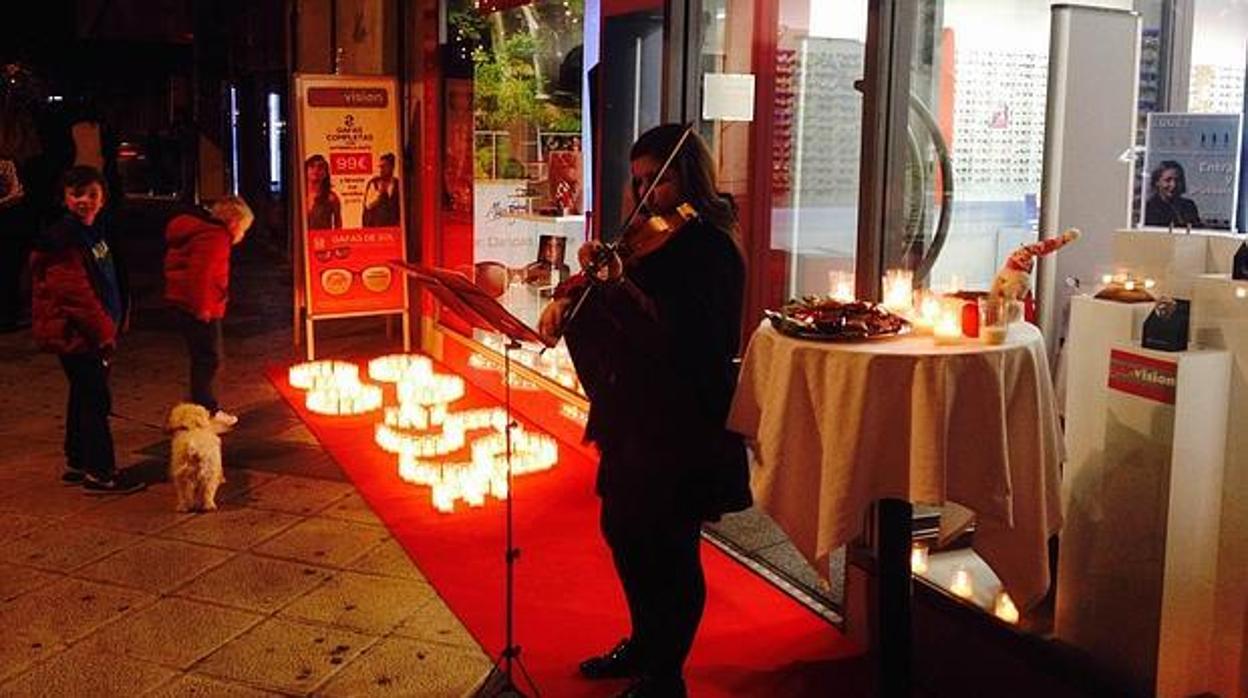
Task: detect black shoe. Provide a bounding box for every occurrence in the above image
[616,675,687,698]
[82,473,147,495]
[61,469,86,485]
[580,638,642,680]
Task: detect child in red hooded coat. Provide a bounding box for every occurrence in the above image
[164,196,253,427]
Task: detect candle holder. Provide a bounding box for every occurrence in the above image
[882,269,915,314]
[994,591,1020,624]
[950,568,974,598]
[910,544,930,574]
[828,270,856,303]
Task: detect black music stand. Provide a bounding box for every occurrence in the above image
[390,261,552,698]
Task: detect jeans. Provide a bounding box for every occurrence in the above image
[58,352,116,479]
[173,308,223,413]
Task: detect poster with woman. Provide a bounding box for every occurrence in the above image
[294,74,409,324]
[1140,113,1243,230]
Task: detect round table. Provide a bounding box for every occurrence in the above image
[727,320,1063,609]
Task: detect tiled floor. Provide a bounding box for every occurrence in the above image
[0,243,490,696]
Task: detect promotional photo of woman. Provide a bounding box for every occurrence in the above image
[1143,159,1202,228]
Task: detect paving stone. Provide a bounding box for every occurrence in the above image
[0,564,60,602]
[79,597,262,670]
[316,491,386,527]
[316,636,491,698]
[195,617,375,695]
[237,475,354,516]
[175,553,335,613]
[144,673,285,697]
[74,538,236,593]
[0,577,154,647]
[214,468,283,504]
[0,633,64,684]
[0,513,52,543]
[253,516,390,568]
[66,482,195,534]
[0,481,113,519]
[344,539,427,582]
[159,504,303,550]
[0,641,176,698]
[0,520,141,572]
[278,570,436,635]
[391,596,482,651]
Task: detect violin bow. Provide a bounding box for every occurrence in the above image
[561,122,696,330]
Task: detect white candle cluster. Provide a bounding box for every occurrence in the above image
[288,356,560,514]
[288,360,382,415]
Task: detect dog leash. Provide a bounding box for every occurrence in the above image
[109,411,166,432]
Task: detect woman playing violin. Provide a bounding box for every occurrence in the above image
[540,123,751,698]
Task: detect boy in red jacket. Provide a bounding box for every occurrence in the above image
[163,196,254,427]
[30,166,144,493]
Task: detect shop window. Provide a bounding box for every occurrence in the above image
[440,0,588,395]
[1187,0,1248,114]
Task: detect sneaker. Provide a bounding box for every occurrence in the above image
[211,410,239,429]
[61,469,86,485]
[82,473,147,495]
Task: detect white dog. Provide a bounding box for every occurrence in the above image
[167,403,226,512]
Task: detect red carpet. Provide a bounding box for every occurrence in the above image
[267,362,866,697]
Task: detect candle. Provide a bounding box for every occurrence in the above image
[1144,278,1156,290]
[882,269,914,313]
[828,270,856,302]
[933,309,963,345]
[994,592,1020,624]
[950,568,974,598]
[910,544,929,574]
[908,292,942,334]
[1237,287,1247,300]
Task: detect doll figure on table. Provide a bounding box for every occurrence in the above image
[989,228,1081,321]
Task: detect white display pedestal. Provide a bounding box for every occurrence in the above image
[1056,336,1230,697]
[1062,296,1154,458]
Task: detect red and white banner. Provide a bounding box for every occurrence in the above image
[295,75,407,317]
[1107,349,1177,405]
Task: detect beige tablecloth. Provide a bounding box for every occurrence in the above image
[727,321,1063,608]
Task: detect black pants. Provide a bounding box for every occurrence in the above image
[173,309,223,412]
[599,451,705,683]
[58,352,116,479]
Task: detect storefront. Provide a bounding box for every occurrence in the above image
[288,0,1247,694]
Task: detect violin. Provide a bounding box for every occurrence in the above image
[546,124,699,338]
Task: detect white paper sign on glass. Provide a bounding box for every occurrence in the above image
[702,73,756,123]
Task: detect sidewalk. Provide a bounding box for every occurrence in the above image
[0,237,492,697]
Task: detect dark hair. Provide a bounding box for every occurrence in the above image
[305,154,331,201]
[61,165,107,195]
[629,123,739,238]
[1150,160,1187,197]
[380,153,395,165]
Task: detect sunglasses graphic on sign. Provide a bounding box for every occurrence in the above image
[320,266,394,295]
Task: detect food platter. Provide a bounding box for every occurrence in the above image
[764,298,910,342]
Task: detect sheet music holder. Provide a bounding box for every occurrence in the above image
[389,261,553,348]
[389,259,544,697]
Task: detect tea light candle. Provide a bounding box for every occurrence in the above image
[910,544,929,574]
[950,568,974,598]
[994,592,1020,624]
[909,292,942,334]
[882,269,914,313]
[933,309,963,345]
[829,271,856,303]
